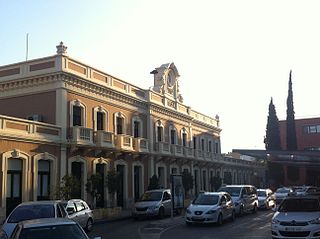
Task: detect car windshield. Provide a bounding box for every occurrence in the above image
[257,190,267,197]
[19,224,87,239]
[8,204,55,223]
[218,187,241,197]
[140,192,163,201]
[193,194,219,205]
[276,188,291,193]
[278,199,320,212]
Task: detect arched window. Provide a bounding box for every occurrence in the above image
[132,116,143,138]
[169,125,177,145]
[70,100,86,127]
[155,120,164,142]
[181,128,188,147]
[93,106,108,131]
[114,112,126,135]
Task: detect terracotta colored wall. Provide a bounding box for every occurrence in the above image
[0,92,56,124]
[67,93,147,136]
[279,117,320,150]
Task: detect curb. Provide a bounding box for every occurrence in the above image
[94,215,133,224]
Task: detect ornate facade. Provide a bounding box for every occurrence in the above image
[0,42,264,220]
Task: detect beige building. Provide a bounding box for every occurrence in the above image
[0,42,264,220]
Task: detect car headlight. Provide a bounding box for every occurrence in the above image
[186,208,191,214]
[310,218,320,224]
[271,218,280,224]
[206,210,217,214]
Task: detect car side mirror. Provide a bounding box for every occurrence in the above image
[67,208,75,215]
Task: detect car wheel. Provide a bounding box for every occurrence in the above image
[158,207,165,219]
[239,206,244,216]
[85,218,93,232]
[252,204,257,214]
[231,210,236,222]
[217,213,223,225]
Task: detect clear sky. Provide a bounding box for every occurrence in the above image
[1,0,320,153]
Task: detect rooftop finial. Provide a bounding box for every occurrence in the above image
[56,41,68,55]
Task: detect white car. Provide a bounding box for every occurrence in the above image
[274,187,293,204]
[62,199,94,232]
[0,201,67,238]
[257,188,275,209]
[9,218,101,239]
[185,192,236,225]
[271,196,320,238]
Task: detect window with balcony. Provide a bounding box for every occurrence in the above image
[193,136,197,149]
[97,112,104,130]
[133,121,140,138]
[170,129,176,145]
[116,117,123,134]
[70,100,86,127]
[201,138,205,151]
[73,106,82,126]
[157,126,163,142]
[182,133,187,147]
[208,140,212,152]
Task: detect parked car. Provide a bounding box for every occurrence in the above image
[257,188,276,209]
[1,200,67,238]
[132,189,172,219]
[9,218,101,239]
[185,191,235,225]
[62,199,94,232]
[294,186,318,196]
[217,185,258,215]
[271,195,320,238]
[274,187,293,204]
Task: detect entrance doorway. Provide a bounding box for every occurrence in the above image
[71,162,82,198]
[116,165,125,207]
[95,164,105,208]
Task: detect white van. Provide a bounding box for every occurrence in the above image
[218,185,258,215]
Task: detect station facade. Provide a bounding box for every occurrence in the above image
[0,43,265,220]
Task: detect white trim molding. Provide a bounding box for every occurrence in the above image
[93,106,109,131]
[69,99,87,127]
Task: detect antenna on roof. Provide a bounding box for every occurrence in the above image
[25,33,29,61]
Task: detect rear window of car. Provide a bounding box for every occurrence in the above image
[8,204,55,223]
[279,198,320,212]
[218,187,241,197]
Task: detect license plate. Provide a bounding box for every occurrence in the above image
[285,227,301,231]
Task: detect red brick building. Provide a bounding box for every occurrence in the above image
[279,117,320,151]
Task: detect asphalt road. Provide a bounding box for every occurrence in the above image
[88,210,274,239]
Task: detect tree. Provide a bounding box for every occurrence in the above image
[182,171,193,198]
[265,98,281,150]
[106,170,120,207]
[85,173,102,208]
[55,174,80,200]
[286,70,298,150]
[147,175,160,190]
[210,176,222,191]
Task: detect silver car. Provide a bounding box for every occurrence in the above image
[218,185,258,215]
[185,192,236,225]
[9,218,101,239]
[132,189,172,219]
[0,201,67,238]
[62,199,94,232]
[257,188,276,209]
[271,196,320,238]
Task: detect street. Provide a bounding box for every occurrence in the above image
[88,210,274,239]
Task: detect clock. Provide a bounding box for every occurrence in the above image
[167,71,175,87]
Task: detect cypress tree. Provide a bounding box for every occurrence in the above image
[265,98,281,150]
[286,70,297,150]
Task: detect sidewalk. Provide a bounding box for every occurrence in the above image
[94,209,133,224]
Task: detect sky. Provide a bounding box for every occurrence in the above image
[1,0,320,153]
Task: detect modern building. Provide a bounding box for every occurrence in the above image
[0,42,264,220]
